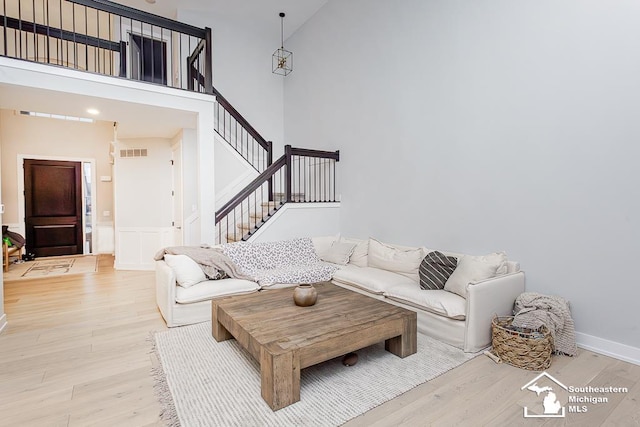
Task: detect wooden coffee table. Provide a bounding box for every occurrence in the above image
[211,282,417,410]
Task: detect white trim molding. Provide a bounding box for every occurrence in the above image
[576,332,640,366]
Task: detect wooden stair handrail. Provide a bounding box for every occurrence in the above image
[212,88,272,153]
[215,155,286,223]
[215,146,340,225]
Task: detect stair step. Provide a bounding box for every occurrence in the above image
[261,201,281,209]
[237,221,259,231]
[250,207,278,220]
[226,234,244,243]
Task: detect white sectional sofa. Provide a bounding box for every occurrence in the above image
[155,236,525,353]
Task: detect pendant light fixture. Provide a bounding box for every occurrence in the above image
[272,12,293,76]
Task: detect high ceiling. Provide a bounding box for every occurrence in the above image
[116,0,328,40]
[0,0,328,138]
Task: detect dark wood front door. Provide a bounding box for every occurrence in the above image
[24,159,83,257]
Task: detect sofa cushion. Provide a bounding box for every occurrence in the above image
[367,238,424,282]
[332,265,416,295]
[384,285,467,320]
[163,254,206,288]
[312,234,340,259]
[341,237,369,267]
[320,242,356,265]
[419,251,458,290]
[444,252,508,298]
[175,278,260,304]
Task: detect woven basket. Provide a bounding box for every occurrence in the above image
[491,316,553,371]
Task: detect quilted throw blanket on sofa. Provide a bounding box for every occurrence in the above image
[221,237,338,286]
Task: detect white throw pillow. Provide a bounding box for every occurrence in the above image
[342,237,369,267]
[320,242,357,265]
[367,238,424,282]
[312,234,340,259]
[444,252,508,298]
[164,254,207,288]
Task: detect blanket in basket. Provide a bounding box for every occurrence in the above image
[221,237,338,286]
[512,292,577,356]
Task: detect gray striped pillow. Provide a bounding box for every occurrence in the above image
[419,251,458,290]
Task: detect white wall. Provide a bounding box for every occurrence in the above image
[214,134,259,208]
[113,137,173,269]
[284,0,640,357]
[251,203,340,243]
[115,138,172,227]
[179,128,201,245]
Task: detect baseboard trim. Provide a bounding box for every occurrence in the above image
[576,332,640,366]
[114,263,154,271]
[0,313,7,335]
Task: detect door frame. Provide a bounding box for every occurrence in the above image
[17,154,98,255]
[171,141,184,246]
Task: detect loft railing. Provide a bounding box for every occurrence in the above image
[215,145,340,244]
[0,0,211,92]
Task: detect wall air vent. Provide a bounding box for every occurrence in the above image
[119,149,148,158]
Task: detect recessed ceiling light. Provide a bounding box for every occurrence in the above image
[87,108,100,115]
[145,0,156,3]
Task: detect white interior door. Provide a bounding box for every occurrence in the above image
[171,142,184,246]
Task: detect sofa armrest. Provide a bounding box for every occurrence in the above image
[155,260,177,327]
[463,271,526,352]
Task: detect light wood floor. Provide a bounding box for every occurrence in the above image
[1,255,638,426]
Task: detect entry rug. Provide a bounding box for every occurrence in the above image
[3,255,98,281]
[152,322,479,427]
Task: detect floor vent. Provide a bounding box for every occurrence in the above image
[120,148,148,158]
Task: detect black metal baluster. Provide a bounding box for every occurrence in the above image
[32,0,40,61]
[160,27,164,85]
[83,5,88,70]
[72,3,77,68]
[44,0,50,64]
[18,0,22,59]
[240,201,244,240]
[178,32,182,88]
[3,0,8,57]
[140,21,145,81]
[303,156,307,202]
[95,9,99,72]
[58,0,62,65]
[187,35,191,89]
[150,25,154,83]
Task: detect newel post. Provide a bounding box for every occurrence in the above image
[267,141,274,201]
[284,145,292,203]
[204,27,213,94]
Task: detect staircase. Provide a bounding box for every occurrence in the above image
[212,135,340,244]
[0,0,340,245]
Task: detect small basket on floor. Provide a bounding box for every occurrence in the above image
[491,316,553,371]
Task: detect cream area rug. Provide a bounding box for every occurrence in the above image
[153,322,480,427]
[3,255,98,281]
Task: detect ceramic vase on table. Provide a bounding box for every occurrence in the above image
[293,284,318,307]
